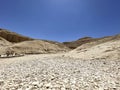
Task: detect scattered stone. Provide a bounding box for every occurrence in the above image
[0,55,119,89]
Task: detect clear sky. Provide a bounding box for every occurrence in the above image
[0,0,120,42]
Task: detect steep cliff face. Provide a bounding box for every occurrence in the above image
[0,28,33,43]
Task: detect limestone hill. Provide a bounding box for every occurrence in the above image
[0,36,12,54]
[63,37,96,49]
[66,34,120,60]
[8,40,69,54]
[0,28,69,55]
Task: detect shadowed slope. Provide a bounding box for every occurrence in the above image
[0,28,33,43]
[63,35,120,49]
[63,37,96,49]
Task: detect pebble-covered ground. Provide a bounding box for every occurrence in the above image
[0,55,120,90]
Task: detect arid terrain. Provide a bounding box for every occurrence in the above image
[0,29,69,55]
[0,54,120,90]
[66,35,120,60]
[0,28,120,90]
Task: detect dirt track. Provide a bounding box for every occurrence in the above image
[0,54,120,90]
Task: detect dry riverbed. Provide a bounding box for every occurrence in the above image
[0,54,120,90]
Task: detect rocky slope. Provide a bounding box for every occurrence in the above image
[0,36,12,54]
[0,28,33,43]
[8,40,69,54]
[66,34,120,60]
[0,28,69,55]
[0,36,12,46]
[0,28,120,60]
[63,34,120,49]
[63,37,96,49]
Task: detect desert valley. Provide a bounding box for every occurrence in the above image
[0,28,120,90]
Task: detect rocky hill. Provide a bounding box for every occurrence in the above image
[8,40,69,54]
[66,34,120,60]
[0,28,120,60]
[0,28,33,43]
[63,35,120,49]
[63,37,97,49]
[0,36,12,46]
[0,28,70,55]
[0,36,12,54]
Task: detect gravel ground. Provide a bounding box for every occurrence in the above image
[0,55,120,90]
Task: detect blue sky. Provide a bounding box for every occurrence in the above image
[0,0,120,42]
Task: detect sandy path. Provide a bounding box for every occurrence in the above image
[0,54,120,90]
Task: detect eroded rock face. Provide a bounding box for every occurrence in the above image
[0,29,33,43]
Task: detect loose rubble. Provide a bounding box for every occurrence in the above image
[0,55,120,90]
